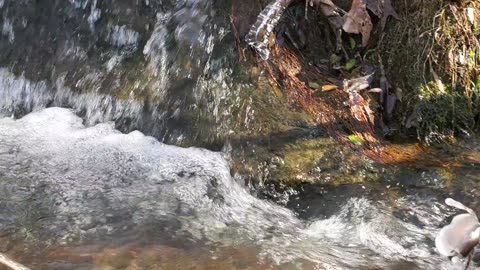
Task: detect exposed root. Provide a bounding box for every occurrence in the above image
[0,253,30,270]
[229,14,247,62]
[261,46,385,161]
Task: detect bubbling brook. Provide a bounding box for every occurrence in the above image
[1,0,480,269]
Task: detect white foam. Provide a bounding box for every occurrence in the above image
[0,107,299,249]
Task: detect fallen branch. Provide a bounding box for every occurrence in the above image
[0,253,31,270]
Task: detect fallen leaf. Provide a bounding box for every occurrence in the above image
[345,58,357,71]
[308,82,321,89]
[342,0,373,47]
[379,72,391,106]
[466,7,475,26]
[365,0,400,30]
[363,104,376,126]
[349,37,356,49]
[321,84,338,91]
[430,63,446,94]
[347,134,363,145]
[386,92,396,117]
[379,75,397,119]
[276,34,286,47]
[330,54,342,64]
[395,87,403,101]
[312,0,342,17]
[344,74,372,92]
[311,0,345,29]
[368,88,382,93]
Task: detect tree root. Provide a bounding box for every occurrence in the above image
[0,253,30,270]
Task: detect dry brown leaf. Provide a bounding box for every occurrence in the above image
[311,0,338,9]
[321,84,338,91]
[342,0,373,47]
[466,7,475,25]
[395,87,403,101]
[430,66,446,94]
[365,0,400,30]
[312,0,344,28]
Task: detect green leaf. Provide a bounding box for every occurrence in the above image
[347,134,363,146]
[345,59,357,71]
[330,54,342,64]
[308,82,321,89]
[349,37,356,49]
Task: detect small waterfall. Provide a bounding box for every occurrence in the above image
[0,69,144,128]
[0,0,245,145]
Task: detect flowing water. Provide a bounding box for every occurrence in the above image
[1,0,480,269]
[0,108,479,269]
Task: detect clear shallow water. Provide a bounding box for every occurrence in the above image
[0,108,477,269]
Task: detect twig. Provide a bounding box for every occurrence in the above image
[229,3,246,62]
[305,0,308,19]
[0,253,31,270]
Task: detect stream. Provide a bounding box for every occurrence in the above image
[0,108,479,269]
[1,0,480,269]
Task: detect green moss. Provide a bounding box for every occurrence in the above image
[412,81,475,143]
[378,0,480,141]
[274,138,329,183]
[265,137,379,185]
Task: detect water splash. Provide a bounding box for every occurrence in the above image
[87,0,101,30]
[108,25,140,48]
[0,69,144,128]
[0,108,464,269]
